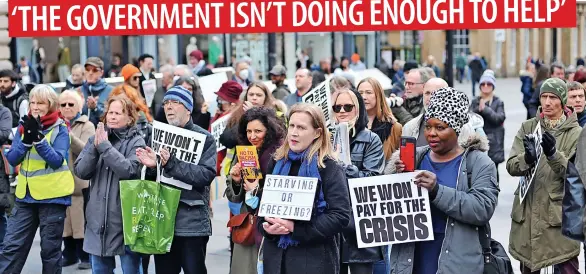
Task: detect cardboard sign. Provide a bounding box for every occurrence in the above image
[302,80,334,133]
[210,114,231,152]
[258,175,319,221]
[199,72,229,116]
[348,172,434,248]
[151,121,208,190]
[142,79,157,107]
[519,121,543,203]
[236,146,262,180]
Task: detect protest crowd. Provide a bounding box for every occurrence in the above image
[0,46,586,274]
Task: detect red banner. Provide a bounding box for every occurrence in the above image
[8,0,578,37]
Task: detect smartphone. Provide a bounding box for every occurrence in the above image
[400,136,417,172]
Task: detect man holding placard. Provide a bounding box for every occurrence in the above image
[137,86,217,274]
[507,78,582,273]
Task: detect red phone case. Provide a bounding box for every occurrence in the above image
[400,137,416,172]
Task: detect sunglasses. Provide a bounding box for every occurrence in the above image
[333,104,355,113]
[60,103,75,107]
[480,83,493,87]
[85,67,101,73]
[132,76,140,81]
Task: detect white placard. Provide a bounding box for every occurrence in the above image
[302,81,334,133]
[142,79,157,107]
[519,121,543,203]
[210,114,231,152]
[258,175,319,221]
[348,173,434,248]
[333,122,351,165]
[151,121,208,190]
[199,69,229,103]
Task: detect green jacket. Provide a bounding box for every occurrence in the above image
[506,108,582,271]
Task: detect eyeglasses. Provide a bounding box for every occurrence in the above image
[404,81,423,87]
[163,100,182,107]
[333,104,355,113]
[60,103,75,107]
[85,67,101,74]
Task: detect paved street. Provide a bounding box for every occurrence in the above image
[20,78,584,273]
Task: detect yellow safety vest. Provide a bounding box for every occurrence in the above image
[16,122,74,200]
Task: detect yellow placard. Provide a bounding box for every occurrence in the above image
[236,146,263,180]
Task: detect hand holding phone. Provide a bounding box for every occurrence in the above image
[400,136,416,172]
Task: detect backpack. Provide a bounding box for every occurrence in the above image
[465,156,514,274]
[561,154,584,241]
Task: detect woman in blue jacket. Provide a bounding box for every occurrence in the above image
[0,84,74,273]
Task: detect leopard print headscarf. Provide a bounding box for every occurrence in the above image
[424,87,470,135]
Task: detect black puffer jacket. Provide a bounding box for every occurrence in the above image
[341,90,385,264]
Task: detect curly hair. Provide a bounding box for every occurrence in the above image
[237,106,285,153]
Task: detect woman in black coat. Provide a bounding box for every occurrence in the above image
[258,103,351,274]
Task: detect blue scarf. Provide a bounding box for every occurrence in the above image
[271,149,326,249]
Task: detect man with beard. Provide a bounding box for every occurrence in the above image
[269,65,290,100]
[0,70,28,132]
[137,86,216,274]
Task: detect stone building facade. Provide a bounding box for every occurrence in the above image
[0,2,11,70]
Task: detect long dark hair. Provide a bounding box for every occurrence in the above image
[237,106,284,153]
[175,76,204,113]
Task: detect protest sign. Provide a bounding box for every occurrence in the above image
[348,172,434,248]
[210,114,231,152]
[141,79,157,107]
[333,122,351,165]
[302,81,334,133]
[519,121,543,203]
[151,121,207,190]
[236,146,262,180]
[258,175,318,221]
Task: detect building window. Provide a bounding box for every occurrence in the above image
[453,30,470,56]
[232,34,268,80]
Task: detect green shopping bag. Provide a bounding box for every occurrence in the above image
[120,164,181,254]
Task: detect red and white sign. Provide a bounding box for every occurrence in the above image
[8,0,577,37]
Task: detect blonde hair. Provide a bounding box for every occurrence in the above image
[29,84,59,112]
[357,77,397,123]
[101,95,139,126]
[332,89,360,137]
[59,89,84,113]
[274,103,333,168]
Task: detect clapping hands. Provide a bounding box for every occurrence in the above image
[94,123,108,147]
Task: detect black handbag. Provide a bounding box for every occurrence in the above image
[562,154,585,242]
[465,157,513,274]
[479,225,514,274]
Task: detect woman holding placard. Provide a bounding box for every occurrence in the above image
[390,87,499,274]
[331,88,385,274]
[74,96,146,273]
[225,107,285,274]
[258,103,351,274]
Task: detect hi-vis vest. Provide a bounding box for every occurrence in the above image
[16,122,74,200]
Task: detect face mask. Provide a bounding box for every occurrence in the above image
[239,69,249,80]
[245,191,259,209]
[173,75,180,84]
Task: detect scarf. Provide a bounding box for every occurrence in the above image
[18,111,68,135]
[370,118,394,145]
[70,112,81,124]
[540,107,572,129]
[271,149,326,249]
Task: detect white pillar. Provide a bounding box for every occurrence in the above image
[142,35,158,65]
[284,33,296,79]
[79,37,87,65]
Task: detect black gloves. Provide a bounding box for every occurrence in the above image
[523,135,537,165]
[21,115,42,145]
[541,131,557,157]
